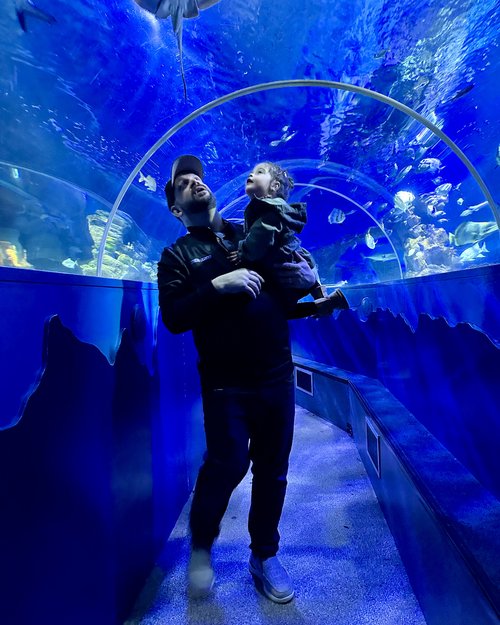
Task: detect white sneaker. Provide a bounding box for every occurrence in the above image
[249,554,294,603]
[188,548,215,598]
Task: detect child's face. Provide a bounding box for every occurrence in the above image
[245,163,275,198]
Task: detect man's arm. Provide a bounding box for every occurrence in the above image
[271,252,323,320]
[158,247,264,333]
[272,252,316,292]
[212,268,264,297]
[158,248,217,333]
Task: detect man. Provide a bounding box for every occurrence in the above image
[157,155,319,603]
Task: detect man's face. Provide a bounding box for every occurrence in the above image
[173,173,215,214]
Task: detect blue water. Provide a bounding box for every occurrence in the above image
[1,0,499,281]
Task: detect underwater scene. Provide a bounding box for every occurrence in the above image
[1,5,500,622]
[0,0,499,284]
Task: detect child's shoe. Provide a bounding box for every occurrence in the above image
[314,289,349,316]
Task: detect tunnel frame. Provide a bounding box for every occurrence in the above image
[98,79,499,277]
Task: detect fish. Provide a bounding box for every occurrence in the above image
[447,83,474,103]
[365,230,376,249]
[416,158,442,174]
[15,0,56,31]
[62,258,79,269]
[365,252,398,263]
[269,131,297,147]
[134,0,221,99]
[394,191,414,213]
[394,165,413,183]
[327,208,355,225]
[420,186,448,214]
[449,221,498,246]
[435,183,452,195]
[460,200,488,218]
[270,125,298,147]
[459,208,474,217]
[138,171,157,192]
[459,242,488,263]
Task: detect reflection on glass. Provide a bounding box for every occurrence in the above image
[0,163,95,273]
[215,155,499,285]
[83,207,160,282]
[0,163,161,281]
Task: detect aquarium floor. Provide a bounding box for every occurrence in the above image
[125,406,426,625]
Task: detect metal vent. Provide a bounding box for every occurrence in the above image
[366,417,381,477]
[295,367,313,395]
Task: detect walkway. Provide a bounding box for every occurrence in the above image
[126,406,426,625]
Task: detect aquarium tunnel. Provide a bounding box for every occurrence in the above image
[1,0,499,623]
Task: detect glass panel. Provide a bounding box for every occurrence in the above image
[112,85,500,283]
[1,1,499,282]
[0,162,108,275]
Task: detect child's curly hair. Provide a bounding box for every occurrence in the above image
[262,162,295,200]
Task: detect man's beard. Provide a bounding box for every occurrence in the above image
[184,191,216,214]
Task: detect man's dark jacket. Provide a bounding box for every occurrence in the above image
[157,219,313,389]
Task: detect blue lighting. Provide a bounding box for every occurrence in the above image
[1,1,499,623]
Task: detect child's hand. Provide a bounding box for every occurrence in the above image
[228,250,241,265]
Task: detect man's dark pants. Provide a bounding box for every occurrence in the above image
[189,376,295,559]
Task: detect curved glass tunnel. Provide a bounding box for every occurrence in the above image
[0,1,499,625]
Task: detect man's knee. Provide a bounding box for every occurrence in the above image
[203,454,250,487]
[251,460,289,482]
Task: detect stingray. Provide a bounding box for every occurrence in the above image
[135,0,221,99]
[15,0,56,32]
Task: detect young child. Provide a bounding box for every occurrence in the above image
[228,161,348,315]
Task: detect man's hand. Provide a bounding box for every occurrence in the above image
[212,269,264,298]
[273,253,316,290]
